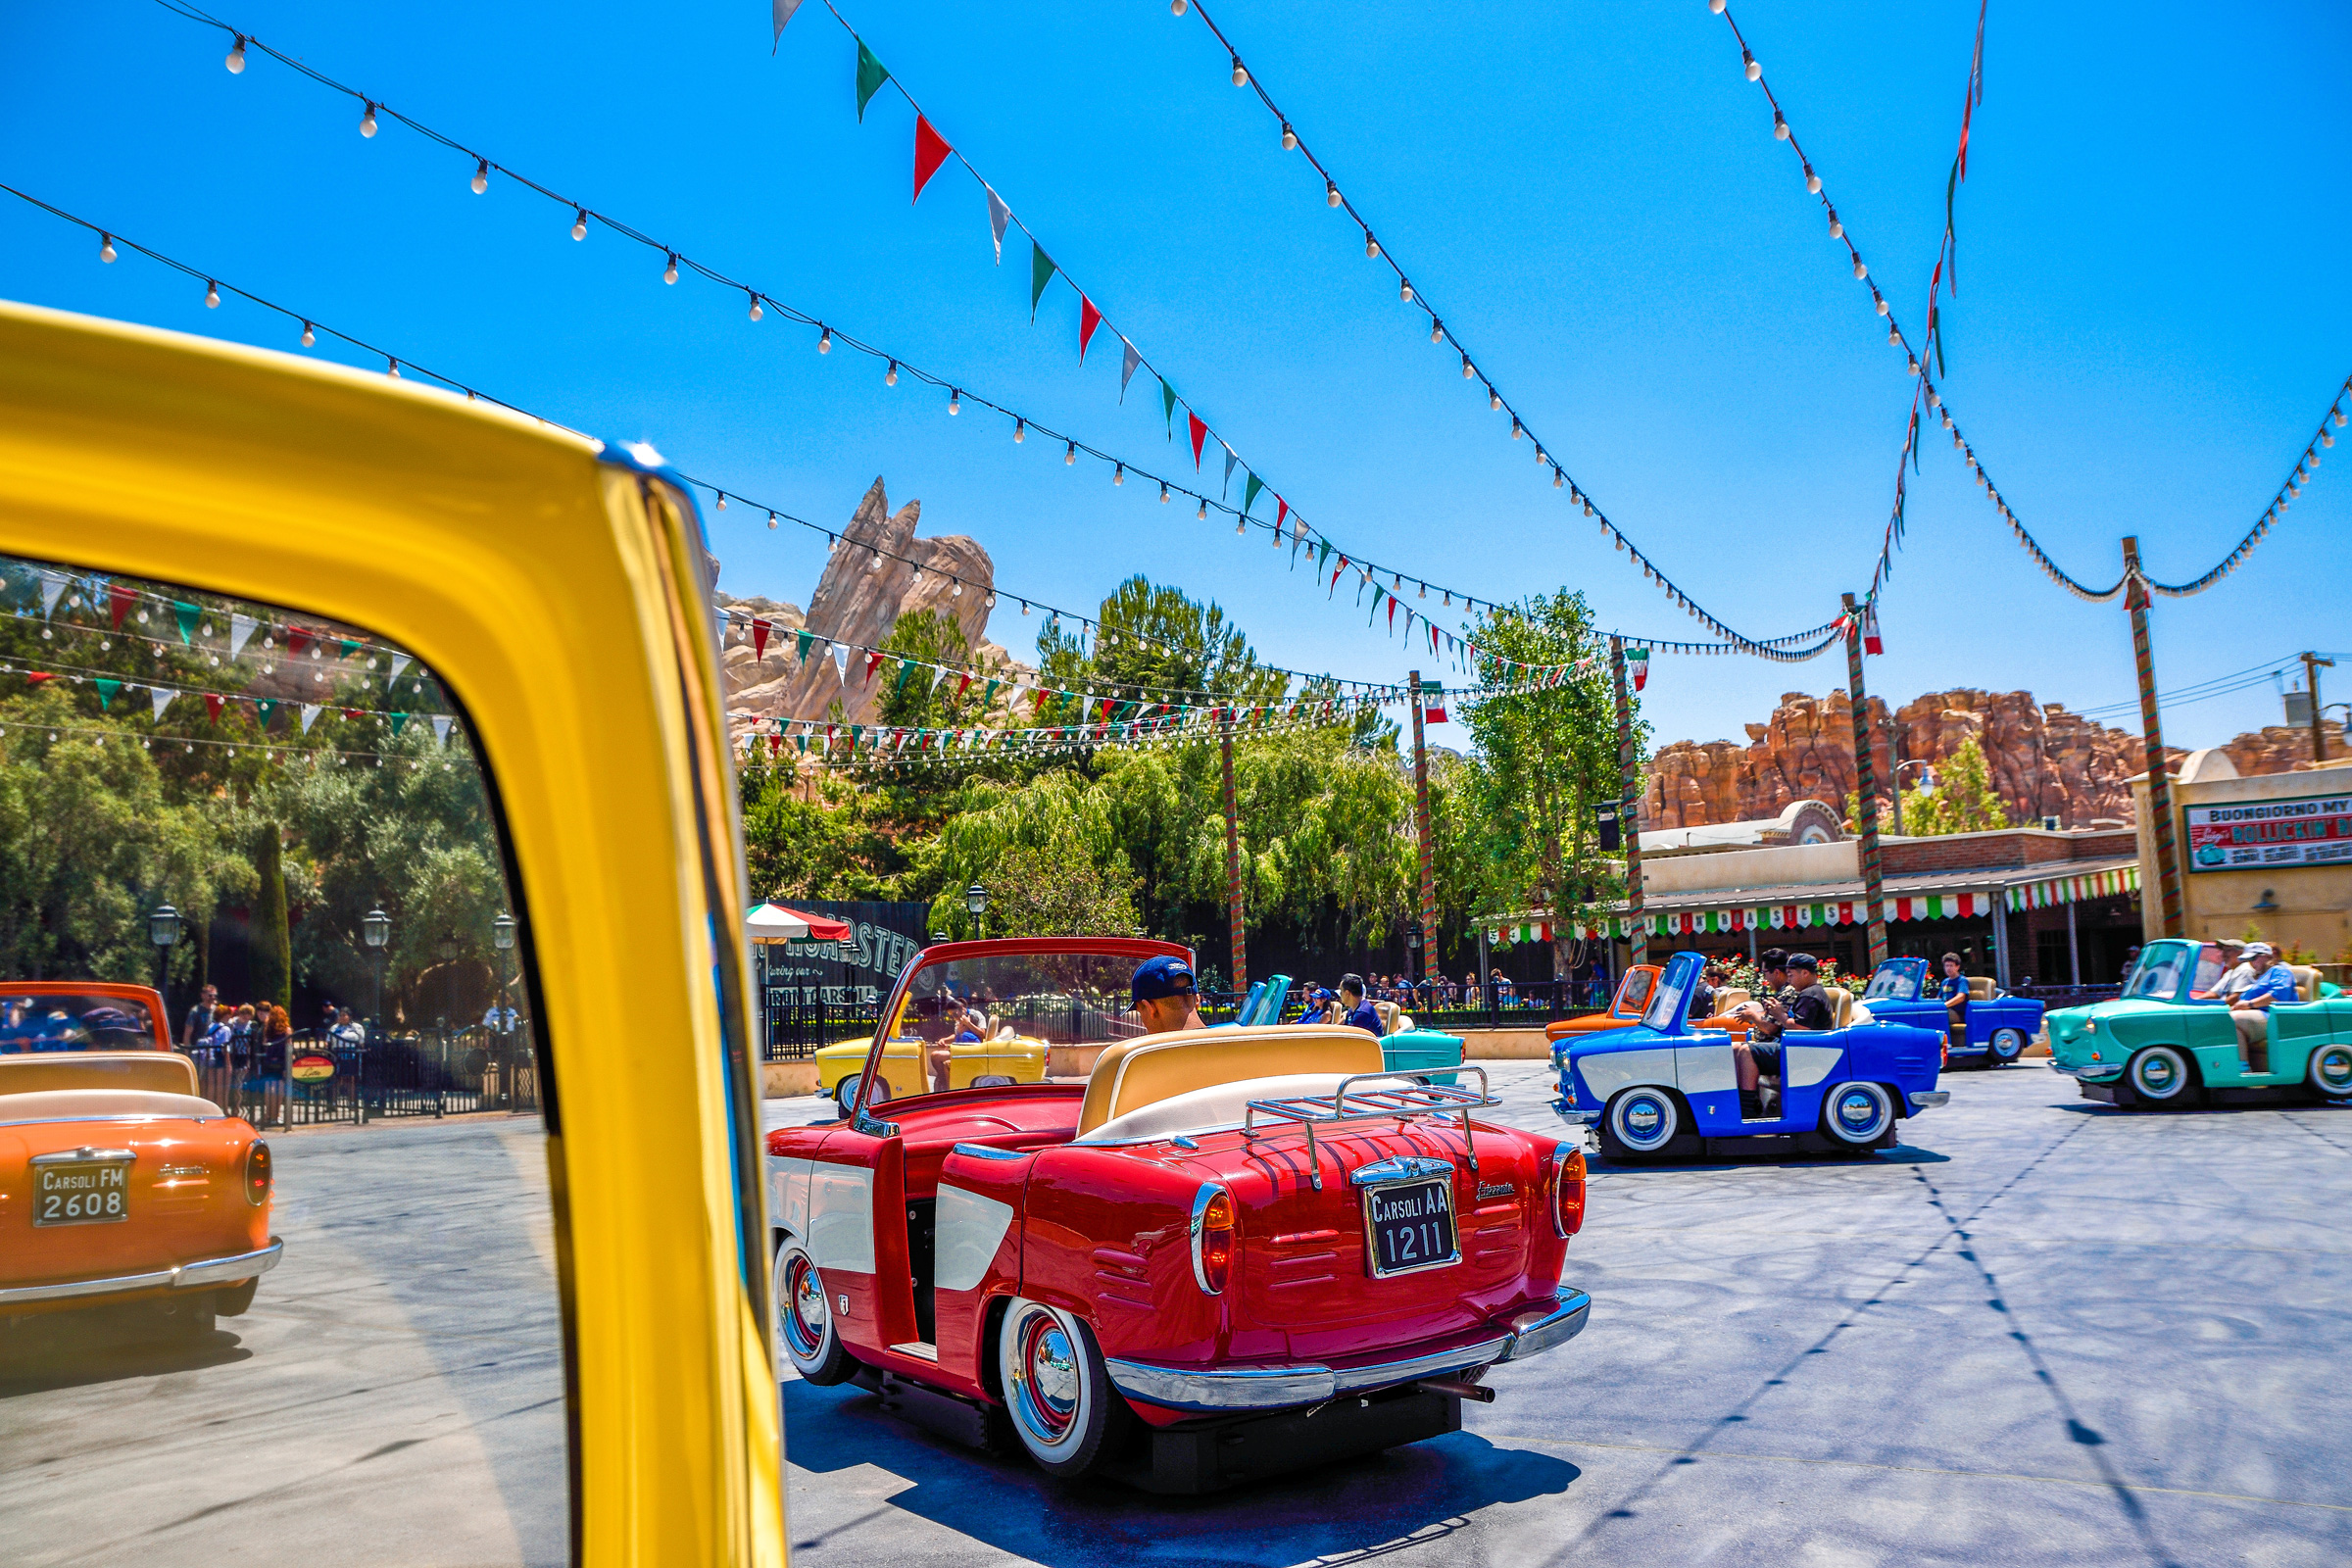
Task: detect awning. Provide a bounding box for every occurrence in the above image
[2004,865,2141,912]
[745,903,855,945]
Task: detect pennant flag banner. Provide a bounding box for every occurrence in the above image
[431,715,453,746]
[1630,647,1650,692]
[228,614,258,658]
[110,584,136,628]
[93,678,120,710]
[1079,297,1102,364]
[855,40,890,122]
[172,602,201,645]
[1119,339,1142,402]
[150,687,173,720]
[911,116,952,203]
[387,652,412,688]
[985,185,1010,264]
[300,704,321,734]
[1030,242,1054,318]
[39,570,67,617]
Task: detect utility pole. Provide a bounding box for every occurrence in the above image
[1608,636,1646,964]
[2124,537,2183,937]
[1220,709,1246,996]
[2302,651,2335,764]
[1842,594,1890,968]
[1408,671,1440,989]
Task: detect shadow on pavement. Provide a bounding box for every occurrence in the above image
[785,1377,1579,1565]
[0,1309,251,1396]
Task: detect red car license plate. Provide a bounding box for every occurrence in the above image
[1363,1177,1459,1278]
[33,1159,131,1226]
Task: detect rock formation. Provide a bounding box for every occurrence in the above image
[2222,720,2349,777]
[712,477,1014,735]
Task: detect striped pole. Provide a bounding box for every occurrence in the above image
[1609,635,1646,965]
[1220,709,1247,995]
[2123,537,2184,937]
[1408,671,1440,989]
[1842,593,1890,968]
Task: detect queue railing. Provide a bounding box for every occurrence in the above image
[190,1024,540,1129]
[1201,981,1603,1030]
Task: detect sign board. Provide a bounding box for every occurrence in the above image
[756,900,931,1012]
[2185,791,2352,872]
[289,1053,336,1083]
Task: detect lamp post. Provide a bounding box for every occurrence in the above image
[964,882,989,941]
[148,904,182,1011]
[1889,760,1935,837]
[362,907,391,1036]
[1404,920,1423,1004]
[492,912,516,1015]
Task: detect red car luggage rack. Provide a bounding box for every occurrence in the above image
[1242,1068,1499,1190]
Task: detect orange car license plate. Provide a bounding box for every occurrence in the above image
[33,1158,131,1226]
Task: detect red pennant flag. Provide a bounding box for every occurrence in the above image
[768,734,783,756]
[864,651,885,682]
[1276,497,1289,531]
[287,627,312,657]
[1079,297,1102,364]
[342,708,363,719]
[1388,598,1399,631]
[1862,605,1885,657]
[25,671,53,684]
[204,693,224,722]
[1188,412,1207,468]
[752,618,771,660]
[109,584,135,628]
[956,673,972,699]
[1330,556,1347,590]
[912,116,953,203]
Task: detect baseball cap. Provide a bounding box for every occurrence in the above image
[1786,952,1820,971]
[2242,942,2276,957]
[1131,956,1197,1004]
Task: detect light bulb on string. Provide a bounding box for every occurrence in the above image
[884,360,898,386]
[1852,259,1868,280]
[1774,111,1789,140]
[1511,419,1523,440]
[1112,465,1124,486]
[300,321,315,347]
[1198,500,1208,520]
[748,293,763,320]
[766,513,779,530]
[571,209,587,240]
[664,255,679,285]
[204,280,220,309]
[1012,418,1024,443]
[360,102,378,137]
[1827,210,1842,237]
[947,389,960,414]
[1489,389,1502,411]
[387,358,401,378]
[225,34,247,72]
[1742,51,1760,81]
[1231,58,1248,86]
[817,326,832,353]
[1398,279,1413,302]
[1282,122,1298,150]
[1462,356,1474,379]
[1874,293,1888,317]
[471,159,489,194]
[1429,319,1445,345]
[1064,441,1076,466]
[1159,482,1170,504]
[1171,0,1187,13]
[1804,167,1821,193]
[1553,468,1564,489]
[99,233,116,264]
[1327,180,1342,209]
[714,492,727,512]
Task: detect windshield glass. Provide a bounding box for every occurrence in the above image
[1615,966,1656,1016]
[0,993,159,1052]
[1642,954,1698,1032]
[2122,941,2198,1000]
[892,951,1156,1047]
[1864,960,1926,1002]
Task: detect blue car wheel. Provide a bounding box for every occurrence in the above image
[2307,1042,2352,1101]
[2125,1046,2198,1108]
[1603,1087,1683,1158]
[1987,1027,2027,1065]
[1821,1082,1894,1150]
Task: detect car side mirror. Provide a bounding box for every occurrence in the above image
[853,1105,900,1140]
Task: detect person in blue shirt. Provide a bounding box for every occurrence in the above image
[1337,974,1383,1036]
[1939,952,1971,1046]
[2229,943,2298,1073]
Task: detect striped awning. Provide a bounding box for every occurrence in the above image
[2003,864,2140,912]
[1568,894,2001,942]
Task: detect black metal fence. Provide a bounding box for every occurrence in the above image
[761,997,883,1061]
[192,1026,540,1129]
[2009,983,2124,1009]
[1204,980,1603,1030]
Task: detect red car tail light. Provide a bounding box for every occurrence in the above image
[1191,1183,1234,1295]
[1549,1145,1585,1239]
[245,1140,273,1206]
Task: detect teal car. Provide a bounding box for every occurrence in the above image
[1233,975,1465,1086]
[2048,938,2352,1108]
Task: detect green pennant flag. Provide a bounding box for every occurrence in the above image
[172,601,199,645]
[797,629,813,662]
[338,638,360,659]
[855,40,890,122]
[797,734,808,754]
[94,677,120,710]
[894,659,916,696]
[1160,379,1176,435]
[1242,472,1264,514]
[256,698,276,727]
[982,678,1001,708]
[1030,241,1054,318]
[849,725,864,747]
[389,712,409,736]
[1317,540,1334,571]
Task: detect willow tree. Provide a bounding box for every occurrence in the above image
[1458,590,1635,980]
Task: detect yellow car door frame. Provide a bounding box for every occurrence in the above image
[0,300,784,1567]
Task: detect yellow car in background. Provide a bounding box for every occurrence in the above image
[812,1030,1053,1114]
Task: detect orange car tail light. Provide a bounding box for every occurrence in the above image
[1191,1184,1234,1295]
[245,1140,272,1205]
[1549,1146,1586,1239]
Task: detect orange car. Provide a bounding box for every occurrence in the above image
[0,981,279,1337]
[1546,964,1665,1045]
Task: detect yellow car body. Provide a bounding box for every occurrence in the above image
[0,301,783,1565]
[811,1033,1053,1107]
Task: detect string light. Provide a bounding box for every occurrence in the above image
[1281,122,1297,150]
[471,158,489,194]
[1327,180,1341,209]
[947,388,960,414]
[884,360,897,385]
[1159,481,1170,504]
[817,325,832,352]
[1012,417,1024,443]
[714,493,727,511]
[1230,57,1248,86]
[225,33,246,72]
[767,511,779,529]
[1112,464,1124,486]
[299,321,315,347]
[1198,499,1208,519]
[98,233,115,264]
[664,254,679,285]
[1429,319,1444,345]
[570,208,587,241]
[748,293,762,320]
[1065,440,1076,466]
[1364,234,1379,259]
[359,101,377,137]
[204,280,220,309]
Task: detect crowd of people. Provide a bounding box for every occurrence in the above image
[1313,969,1567,1012]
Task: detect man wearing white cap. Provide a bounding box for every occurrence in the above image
[2229,943,2296,1073]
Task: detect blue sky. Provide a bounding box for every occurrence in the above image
[6,0,2347,752]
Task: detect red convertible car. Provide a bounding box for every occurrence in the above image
[765,937,1592,1493]
[1,982,279,1340]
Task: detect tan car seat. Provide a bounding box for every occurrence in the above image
[2288,964,2321,1003]
[1969,976,1997,1001]
[1373,999,1403,1037]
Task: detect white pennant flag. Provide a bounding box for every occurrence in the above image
[1222,444,1240,498]
[832,644,851,682]
[431,714,453,747]
[771,0,803,47]
[300,704,321,734]
[1119,340,1143,403]
[39,569,67,618]
[985,185,1011,265]
[387,652,412,689]
[150,686,174,720]
[933,664,956,694]
[228,613,258,658]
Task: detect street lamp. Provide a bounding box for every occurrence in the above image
[491,913,516,1023]
[1405,920,1424,994]
[363,907,391,1035]
[964,882,989,940]
[148,904,181,1005]
[1890,760,1935,836]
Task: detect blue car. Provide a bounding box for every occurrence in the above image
[1858,957,2044,1067]
[1552,950,1950,1160]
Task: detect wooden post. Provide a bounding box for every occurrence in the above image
[1842,594,1890,969]
[1608,636,1646,964]
[2303,651,2335,764]
[1408,671,1440,988]
[2124,537,2184,937]
[1220,710,1246,996]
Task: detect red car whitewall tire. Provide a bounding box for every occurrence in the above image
[772,1239,856,1386]
[1000,1297,1129,1478]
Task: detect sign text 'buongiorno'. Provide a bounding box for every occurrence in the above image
[2185,793,2352,872]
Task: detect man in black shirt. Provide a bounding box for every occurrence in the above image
[1780,952,1837,1032]
[1729,951,1789,1118]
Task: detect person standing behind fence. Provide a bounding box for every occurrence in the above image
[333,1007,366,1047]
[180,984,219,1052]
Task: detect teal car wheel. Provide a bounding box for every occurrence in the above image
[1987,1027,2028,1065]
[1602,1087,1683,1159]
[2308,1042,2352,1101]
[1821,1081,1895,1150]
[2125,1045,2198,1108]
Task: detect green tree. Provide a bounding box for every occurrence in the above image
[979,814,1143,939]
[249,824,291,1008]
[1459,591,1633,979]
[1036,576,1289,704]
[1902,736,2012,836]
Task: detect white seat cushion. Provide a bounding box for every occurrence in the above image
[1080,1072,1389,1143]
[0,1088,226,1122]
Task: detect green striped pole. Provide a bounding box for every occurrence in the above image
[2123,537,2184,937]
[1221,709,1246,995]
[1409,671,1440,989]
[1842,594,1889,968]
[1610,635,1646,965]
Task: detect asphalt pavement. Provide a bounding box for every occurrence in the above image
[8,1066,2348,1567]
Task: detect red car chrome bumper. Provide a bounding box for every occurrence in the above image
[1105,1288,1591,1414]
[0,1239,282,1307]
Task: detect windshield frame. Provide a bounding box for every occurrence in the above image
[1863,958,1927,1002]
[1613,965,1659,1019]
[848,935,1193,1123]
[0,982,172,1053]
[1641,952,1701,1033]
[2120,939,2204,1002]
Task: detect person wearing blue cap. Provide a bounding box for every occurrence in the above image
[1131,955,1206,1036]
